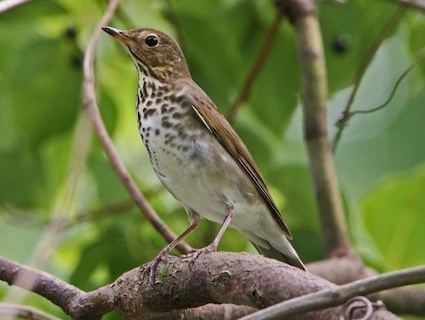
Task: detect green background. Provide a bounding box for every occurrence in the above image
[0,0,424,318]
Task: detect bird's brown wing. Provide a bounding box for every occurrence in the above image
[187,92,292,239]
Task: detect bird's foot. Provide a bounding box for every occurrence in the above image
[184,243,217,267]
[144,250,171,284]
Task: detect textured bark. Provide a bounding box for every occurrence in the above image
[112,253,337,319]
[2,253,417,319]
[310,256,425,316]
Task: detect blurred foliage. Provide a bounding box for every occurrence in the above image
[0,0,424,319]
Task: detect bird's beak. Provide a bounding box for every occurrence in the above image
[102,26,131,44]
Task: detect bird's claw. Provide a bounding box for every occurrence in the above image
[144,250,171,284]
[184,244,217,267]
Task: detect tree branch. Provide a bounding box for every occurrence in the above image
[0,256,114,319]
[0,256,82,316]
[309,256,425,316]
[82,0,191,253]
[0,303,60,320]
[241,265,425,319]
[142,304,257,320]
[275,0,350,257]
[226,13,284,122]
[4,254,421,320]
[111,253,402,320]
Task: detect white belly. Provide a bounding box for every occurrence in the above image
[135,78,282,246]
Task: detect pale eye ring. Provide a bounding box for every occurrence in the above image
[145,35,159,47]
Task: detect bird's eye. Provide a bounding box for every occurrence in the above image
[145,35,159,47]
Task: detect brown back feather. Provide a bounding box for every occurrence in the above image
[182,81,292,239]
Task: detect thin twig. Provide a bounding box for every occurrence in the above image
[240,265,425,320]
[0,303,60,320]
[226,13,283,122]
[350,68,411,115]
[82,0,191,253]
[0,0,31,14]
[335,46,425,132]
[0,199,132,230]
[332,7,406,152]
[348,47,425,116]
[0,185,166,232]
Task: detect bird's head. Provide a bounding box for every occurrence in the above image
[102,27,190,81]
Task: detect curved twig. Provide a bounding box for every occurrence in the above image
[332,6,406,152]
[82,0,191,253]
[345,47,425,118]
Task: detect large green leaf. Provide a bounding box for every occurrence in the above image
[0,218,43,262]
[5,38,81,147]
[0,147,45,207]
[361,163,425,270]
[0,0,65,70]
[285,32,420,199]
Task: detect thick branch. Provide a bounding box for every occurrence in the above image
[275,0,350,257]
[82,0,190,253]
[142,304,256,320]
[0,257,82,316]
[0,256,113,319]
[242,265,425,319]
[111,253,401,320]
[2,254,418,320]
[112,253,337,319]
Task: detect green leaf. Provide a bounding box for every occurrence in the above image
[285,32,420,200]
[0,148,45,207]
[361,163,425,270]
[5,38,81,147]
[69,225,140,290]
[0,218,43,262]
[0,0,65,70]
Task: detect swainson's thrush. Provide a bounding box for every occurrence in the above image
[102,27,305,279]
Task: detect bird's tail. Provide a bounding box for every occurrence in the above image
[251,241,306,271]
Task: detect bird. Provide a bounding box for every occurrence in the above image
[102,26,305,279]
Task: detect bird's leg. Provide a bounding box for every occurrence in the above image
[187,207,235,263]
[145,216,199,283]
